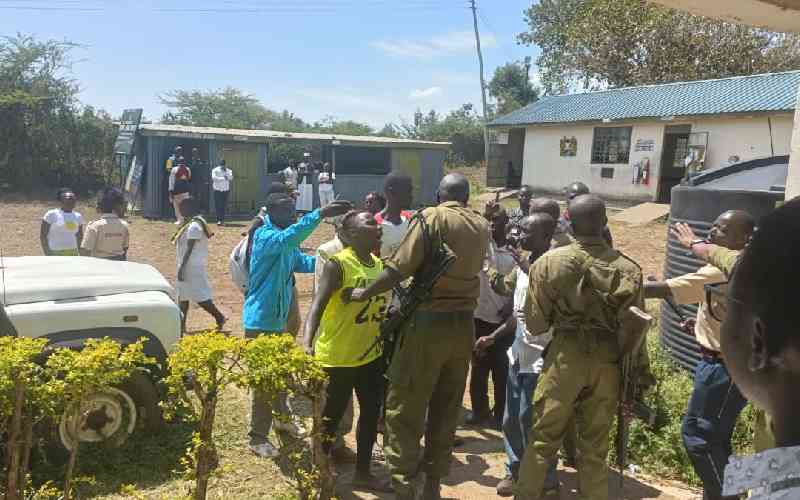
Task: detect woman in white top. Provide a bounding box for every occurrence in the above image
[295,160,314,212]
[318,162,335,207]
[40,187,84,256]
[173,197,226,333]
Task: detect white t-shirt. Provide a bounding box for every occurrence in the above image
[211,166,233,192]
[376,211,412,258]
[176,220,209,268]
[314,237,344,294]
[507,267,551,374]
[43,209,84,251]
[474,240,516,324]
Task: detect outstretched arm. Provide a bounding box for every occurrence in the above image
[644,281,673,300]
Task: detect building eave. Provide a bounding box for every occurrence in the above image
[489,110,795,129]
[137,123,451,150]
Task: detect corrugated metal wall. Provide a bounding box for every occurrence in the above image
[661,186,782,372]
[419,149,445,206]
[143,136,167,219]
[140,133,446,216]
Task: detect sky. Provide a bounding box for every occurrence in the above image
[1,0,540,129]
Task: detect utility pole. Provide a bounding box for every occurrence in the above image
[470,0,491,168]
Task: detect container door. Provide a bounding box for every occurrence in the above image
[221,143,260,214]
[393,150,422,206]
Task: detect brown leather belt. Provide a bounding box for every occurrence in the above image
[700,346,723,363]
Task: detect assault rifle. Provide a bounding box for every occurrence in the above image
[359,213,456,364]
[616,306,658,496]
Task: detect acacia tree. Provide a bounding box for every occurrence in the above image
[395,103,486,165]
[519,0,800,93]
[488,59,539,115]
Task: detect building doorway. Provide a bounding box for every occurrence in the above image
[658,125,691,202]
[487,128,525,188]
[160,139,211,217]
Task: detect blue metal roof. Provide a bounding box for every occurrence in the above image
[490,71,800,127]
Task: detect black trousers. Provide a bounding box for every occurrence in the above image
[470,317,511,424]
[322,357,384,470]
[214,190,229,223]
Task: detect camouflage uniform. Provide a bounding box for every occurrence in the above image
[514,236,644,500]
[383,201,489,499]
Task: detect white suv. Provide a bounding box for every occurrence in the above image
[1,256,181,452]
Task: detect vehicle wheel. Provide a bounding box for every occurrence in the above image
[119,369,164,433]
[57,369,163,452]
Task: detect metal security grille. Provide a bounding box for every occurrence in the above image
[591,127,632,164]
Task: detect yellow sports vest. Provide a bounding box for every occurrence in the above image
[314,247,387,368]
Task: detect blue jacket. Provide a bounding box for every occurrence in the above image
[243,210,320,333]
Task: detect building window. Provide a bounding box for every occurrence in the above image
[591,127,632,164]
[672,136,690,168]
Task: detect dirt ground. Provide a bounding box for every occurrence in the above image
[2,199,696,499]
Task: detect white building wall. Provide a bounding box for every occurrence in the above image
[688,114,792,167]
[521,122,663,201]
[520,112,793,202]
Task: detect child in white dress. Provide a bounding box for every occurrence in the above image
[173,197,226,333]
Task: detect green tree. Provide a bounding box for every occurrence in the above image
[488,59,539,115]
[160,87,274,130]
[393,104,485,165]
[311,115,373,136]
[519,0,800,93]
[0,34,117,192]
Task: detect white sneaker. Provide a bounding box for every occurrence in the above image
[249,440,280,458]
[274,418,304,437]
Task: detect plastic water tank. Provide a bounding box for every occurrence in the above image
[661,156,786,372]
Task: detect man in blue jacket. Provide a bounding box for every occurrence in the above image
[245,192,351,457]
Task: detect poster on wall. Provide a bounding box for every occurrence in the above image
[124,156,143,211]
[560,136,577,156]
[635,139,655,152]
[113,109,143,158]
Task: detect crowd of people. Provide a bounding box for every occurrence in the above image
[37,162,800,500]
[279,153,337,212]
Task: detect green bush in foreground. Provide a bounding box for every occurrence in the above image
[164,332,331,500]
[0,337,150,500]
[625,323,757,486]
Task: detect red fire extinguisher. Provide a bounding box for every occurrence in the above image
[642,158,651,186]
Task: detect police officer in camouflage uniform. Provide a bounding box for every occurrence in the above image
[514,194,644,500]
[347,172,489,500]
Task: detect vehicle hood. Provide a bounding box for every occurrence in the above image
[1,257,174,306]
